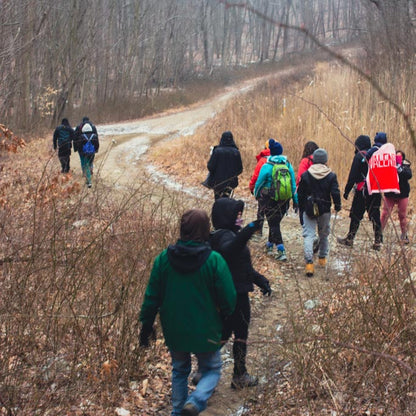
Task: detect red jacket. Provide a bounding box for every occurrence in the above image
[296,155,313,186]
[249,148,270,193]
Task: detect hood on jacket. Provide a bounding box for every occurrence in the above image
[268,155,288,164]
[167,240,211,273]
[354,135,371,153]
[308,164,332,180]
[211,198,244,231]
[256,148,270,162]
[219,131,237,147]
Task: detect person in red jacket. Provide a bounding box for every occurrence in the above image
[248,141,270,237]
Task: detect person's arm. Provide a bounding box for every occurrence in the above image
[252,270,271,296]
[331,174,342,211]
[53,128,58,150]
[213,253,237,319]
[288,162,298,204]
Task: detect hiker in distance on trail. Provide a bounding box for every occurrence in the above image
[205,131,243,200]
[53,118,74,174]
[74,116,99,188]
[297,148,341,277]
[139,209,236,416]
[254,138,298,261]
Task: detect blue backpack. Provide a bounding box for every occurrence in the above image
[82,133,95,155]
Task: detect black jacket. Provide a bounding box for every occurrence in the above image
[385,160,412,199]
[53,124,74,157]
[298,166,341,214]
[210,198,269,294]
[344,135,371,197]
[207,132,243,192]
[74,121,99,154]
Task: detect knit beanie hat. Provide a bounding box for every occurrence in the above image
[268,139,283,156]
[374,132,387,144]
[313,148,328,164]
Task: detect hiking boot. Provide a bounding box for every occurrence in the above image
[372,242,381,251]
[318,257,327,267]
[337,236,353,247]
[181,402,199,416]
[231,373,259,389]
[275,250,287,261]
[191,372,202,386]
[305,263,314,277]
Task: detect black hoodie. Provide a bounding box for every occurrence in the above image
[210,198,269,294]
[344,135,371,197]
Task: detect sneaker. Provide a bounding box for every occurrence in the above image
[372,242,381,251]
[87,183,92,188]
[318,257,326,267]
[181,403,199,416]
[401,234,410,244]
[231,373,259,389]
[305,263,314,277]
[275,250,287,261]
[266,242,274,256]
[337,236,353,247]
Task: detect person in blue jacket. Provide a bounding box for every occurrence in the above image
[254,139,298,261]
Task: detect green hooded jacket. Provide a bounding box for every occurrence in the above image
[139,240,236,352]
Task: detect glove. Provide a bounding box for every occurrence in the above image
[397,165,403,174]
[293,202,299,214]
[260,281,272,296]
[139,324,155,348]
[248,219,262,232]
[343,192,349,200]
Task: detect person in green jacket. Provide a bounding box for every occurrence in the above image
[139,209,236,416]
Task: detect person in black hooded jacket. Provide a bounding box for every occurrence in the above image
[210,197,271,390]
[207,131,243,199]
[337,134,383,250]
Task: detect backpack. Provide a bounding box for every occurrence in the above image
[268,161,293,201]
[82,133,95,155]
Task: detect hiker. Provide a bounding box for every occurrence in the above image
[248,140,271,237]
[254,138,298,261]
[206,131,243,200]
[139,209,236,416]
[381,150,412,244]
[74,117,99,188]
[296,141,319,225]
[210,198,272,390]
[337,134,383,250]
[52,118,74,173]
[297,149,341,277]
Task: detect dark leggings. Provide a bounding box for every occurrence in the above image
[222,293,251,376]
[264,198,289,245]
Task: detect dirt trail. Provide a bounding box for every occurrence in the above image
[92,67,379,416]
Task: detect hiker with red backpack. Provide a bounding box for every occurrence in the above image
[254,138,298,261]
[74,116,99,188]
[337,134,385,250]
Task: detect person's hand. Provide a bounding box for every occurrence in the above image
[139,325,155,348]
[293,202,299,214]
[343,192,349,200]
[248,219,262,232]
[261,281,272,296]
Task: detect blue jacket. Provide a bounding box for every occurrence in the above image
[254,155,298,203]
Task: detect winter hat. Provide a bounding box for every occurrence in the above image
[374,132,387,144]
[61,118,69,127]
[268,139,283,156]
[354,135,371,153]
[313,148,328,164]
[82,123,93,133]
[180,209,210,242]
[82,116,90,123]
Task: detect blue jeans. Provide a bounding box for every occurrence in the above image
[170,349,222,416]
[302,211,331,262]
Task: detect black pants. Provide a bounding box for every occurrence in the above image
[264,198,289,245]
[58,155,70,173]
[348,189,382,243]
[256,194,268,234]
[222,293,251,376]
